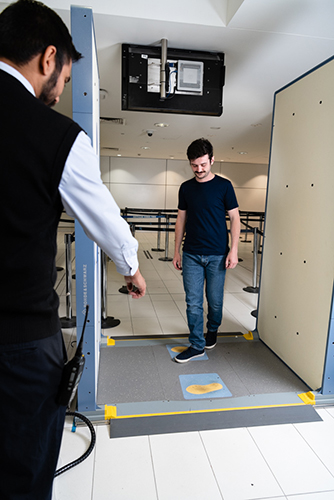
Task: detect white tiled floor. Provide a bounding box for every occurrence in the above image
[54,408,334,500]
[53,228,334,500]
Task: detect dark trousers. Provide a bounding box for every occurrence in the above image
[0,330,67,500]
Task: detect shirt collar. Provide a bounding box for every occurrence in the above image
[0,61,36,96]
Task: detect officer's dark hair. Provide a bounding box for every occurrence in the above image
[186,138,214,162]
[0,0,82,71]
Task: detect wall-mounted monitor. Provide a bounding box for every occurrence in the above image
[122,44,225,116]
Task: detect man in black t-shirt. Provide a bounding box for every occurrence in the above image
[173,138,240,363]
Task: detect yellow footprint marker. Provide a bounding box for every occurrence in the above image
[171,346,188,353]
[186,383,223,395]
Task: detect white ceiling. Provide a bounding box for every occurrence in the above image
[2,0,334,163]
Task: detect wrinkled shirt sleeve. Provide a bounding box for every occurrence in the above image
[59,131,139,276]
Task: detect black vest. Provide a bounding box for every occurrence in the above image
[0,69,82,344]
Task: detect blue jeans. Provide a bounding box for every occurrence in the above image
[182,252,226,351]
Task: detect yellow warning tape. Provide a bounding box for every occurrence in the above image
[243,331,254,340]
[107,334,242,344]
[104,400,307,420]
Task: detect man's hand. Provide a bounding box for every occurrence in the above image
[225,250,238,269]
[173,252,182,271]
[124,269,146,298]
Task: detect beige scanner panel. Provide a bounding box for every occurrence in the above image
[257,59,334,390]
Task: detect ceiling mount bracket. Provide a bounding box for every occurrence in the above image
[160,38,168,100]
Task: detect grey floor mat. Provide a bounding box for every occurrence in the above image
[97,339,309,405]
[109,405,322,438]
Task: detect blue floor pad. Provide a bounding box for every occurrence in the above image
[166,344,209,361]
[179,373,232,400]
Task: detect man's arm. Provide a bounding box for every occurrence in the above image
[226,207,240,269]
[59,132,146,297]
[173,209,187,271]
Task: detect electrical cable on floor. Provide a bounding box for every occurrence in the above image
[54,411,96,477]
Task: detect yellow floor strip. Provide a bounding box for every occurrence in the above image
[106,334,245,345]
[105,401,308,420]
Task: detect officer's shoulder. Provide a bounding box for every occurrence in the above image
[34,97,74,124]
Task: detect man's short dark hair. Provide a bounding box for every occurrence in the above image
[187,138,214,162]
[0,0,82,70]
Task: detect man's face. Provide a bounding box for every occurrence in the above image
[39,60,72,107]
[189,154,214,182]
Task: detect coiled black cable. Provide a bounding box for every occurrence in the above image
[54,411,96,477]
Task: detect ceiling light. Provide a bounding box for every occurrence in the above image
[210,126,221,130]
[238,151,248,155]
[141,146,150,150]
[154,123,169,127]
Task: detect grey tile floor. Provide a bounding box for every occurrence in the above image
[53,227,334,500]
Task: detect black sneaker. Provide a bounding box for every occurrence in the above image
[205,331,217,350]
[174,346,205,363]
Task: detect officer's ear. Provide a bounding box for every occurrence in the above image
[40,45,57,77]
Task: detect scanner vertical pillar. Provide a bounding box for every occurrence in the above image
[71,6,100,412]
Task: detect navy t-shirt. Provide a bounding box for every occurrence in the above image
[178,175,238,255]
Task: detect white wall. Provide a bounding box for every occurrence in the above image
[100,156,268,212]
